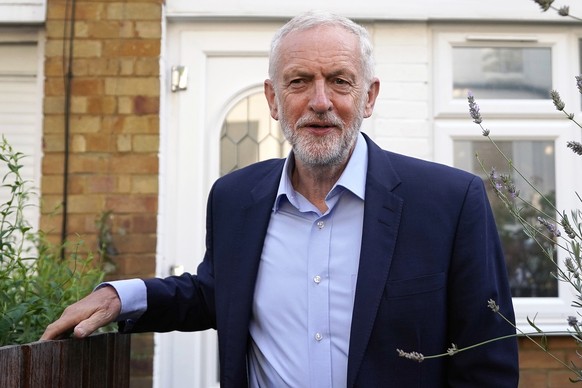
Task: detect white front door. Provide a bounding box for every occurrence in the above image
[156,21,281,388]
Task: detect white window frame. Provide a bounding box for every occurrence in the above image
[433,26,582,333]
[0,28,44,234]
[433,27,572,119]
[435,119,580,332]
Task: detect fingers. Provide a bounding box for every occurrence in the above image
[40,286,122,341]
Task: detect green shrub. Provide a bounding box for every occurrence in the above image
[0,137,106,346]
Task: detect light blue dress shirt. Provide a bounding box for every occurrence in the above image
[107,133,368,387]
[248,133,367,387]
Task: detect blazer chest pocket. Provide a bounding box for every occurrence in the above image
[384,272,445,299]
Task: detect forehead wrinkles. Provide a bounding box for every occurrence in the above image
[282,49,358,75]
[275,26,361,78]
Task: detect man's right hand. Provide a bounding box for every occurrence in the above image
[41,286,122,340]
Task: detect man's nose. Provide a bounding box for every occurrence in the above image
[308,80,332,113]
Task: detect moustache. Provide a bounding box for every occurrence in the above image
[295,112,344,129]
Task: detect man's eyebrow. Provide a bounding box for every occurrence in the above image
[325,69,357,80]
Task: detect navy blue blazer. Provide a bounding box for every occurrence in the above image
[128,134,519,387]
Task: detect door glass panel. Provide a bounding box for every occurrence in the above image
[220,92,290,176]
[452,47,552,99]
[454,139,557,297]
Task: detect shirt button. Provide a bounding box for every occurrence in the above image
[317,220,325,229]
[313,275,321,284]
[315,333,323,341]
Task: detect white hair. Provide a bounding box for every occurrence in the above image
[268,11,375,85]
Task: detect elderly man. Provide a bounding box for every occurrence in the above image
[43,11,519,387]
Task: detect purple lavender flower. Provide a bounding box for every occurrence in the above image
[533,0,554,12]
[489,168,503,191]
[550,90,565,111]
[558,6,570,16]
[537,216,561,238]
[467,92,483,125]
[500,174,520,199]
[576,75,582,95]
[567,141,582,156]
[568,315,579,327]
[487,299,500,313]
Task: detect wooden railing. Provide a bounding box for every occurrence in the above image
[0,333,130,387]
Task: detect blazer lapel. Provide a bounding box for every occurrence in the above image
[219,160,284,385]
[347,135,403,387]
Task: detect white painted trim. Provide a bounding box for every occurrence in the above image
[164,0,579,23]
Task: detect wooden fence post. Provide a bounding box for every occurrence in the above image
[0,333,130,387]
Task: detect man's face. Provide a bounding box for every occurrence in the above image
[265,25,379,168]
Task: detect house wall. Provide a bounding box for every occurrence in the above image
[43,0,162,386]
[39,0,580,387]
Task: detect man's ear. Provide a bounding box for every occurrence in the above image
[264,79,279,120]
[363,78,380,118]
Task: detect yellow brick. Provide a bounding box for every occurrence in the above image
[105,78,159,96]
[43,115,65,133]
[131,175,158,193]
[44,134,65,152]
[117,134,132,151]
[102,40,160,58]
[135,21,161,39]
[40,175,64,195]
[120,59,135,75]
[67,194,105,214]
[106,3,161,20]
[74,3,106,21]
[120,21,135,38]
[44,96,65,114]
[71,134,87,152]
[87,58,120,76]
[75,21,89,38]
[70,116,101,133]
[71,96,88,114]
[44,78,65,96]
[45,40,65,58]
[40,194,64,215]
[87,96,118,114]
[118,97,133,114]
[135,58,159,76]
[45,20,67,38]
[118,175,132,192]
[133,134,158,152]
[73,40,102,58]
[44,57,65,77]
[117,116,149,133]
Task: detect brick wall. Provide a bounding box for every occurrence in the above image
[519,336,581,387]
[43,0,162,386]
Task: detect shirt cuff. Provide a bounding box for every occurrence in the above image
[96,278,147,322]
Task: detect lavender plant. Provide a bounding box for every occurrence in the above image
[532,0,582,21]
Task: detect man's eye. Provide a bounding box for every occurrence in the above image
[334,78,349,86]
[290,79,305,85]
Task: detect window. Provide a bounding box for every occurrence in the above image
[434,26,580,331]
[220,92,290,175]
[433,29,569,118]
[452,47,552,100]
[454,139,557,298]
[0,32,43,234]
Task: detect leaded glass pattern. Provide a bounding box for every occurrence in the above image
[220,92,290,176]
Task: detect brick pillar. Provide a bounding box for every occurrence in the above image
[43,0,162,386]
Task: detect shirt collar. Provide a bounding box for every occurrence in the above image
[273,132,368,212]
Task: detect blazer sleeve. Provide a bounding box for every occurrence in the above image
[120,185,219,334]
[446,175,519,386]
